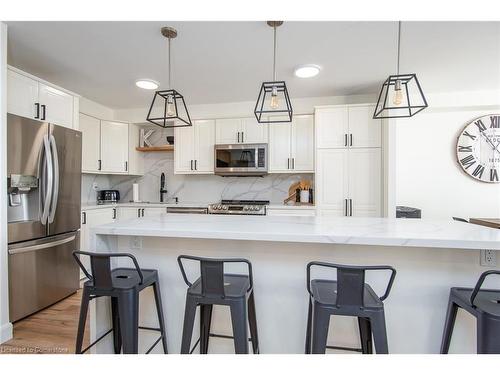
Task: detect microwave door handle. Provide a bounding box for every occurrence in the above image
[40,134,53,225]
[48,134,59,224]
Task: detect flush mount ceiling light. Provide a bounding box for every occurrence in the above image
[254,21,293,124]
[146,27,192,128]
[373,21,428,119]
[294,64,321,78]
[135,79,159,90]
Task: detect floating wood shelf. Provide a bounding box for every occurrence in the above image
[136,145,174,152]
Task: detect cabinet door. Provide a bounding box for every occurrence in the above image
[194,120,215,173]
[117,207,142,220]
[291,115,314,172]
[128,123,144,175]
[316,149,349,216]
[241,117,267,143]
[215,118,241,144]
[39,83,74,128]
[315,107,349,149]
[100,121,129,173]
[7,69,39,120]
[143,207,166,217]
[79,114,101,172]
[269,122,291,172]
[174,125,195,173]
[348,105,381,148]
[348,148,381,217]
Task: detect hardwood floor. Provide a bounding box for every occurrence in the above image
[0,289,89,354]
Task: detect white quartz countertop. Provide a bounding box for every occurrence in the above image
[81,202,210,210]
[91,214,500,250]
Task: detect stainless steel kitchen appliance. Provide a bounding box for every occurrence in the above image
[97,189,120,204]
[214,144,268,176]
[208,200,269,215]
[7,113,82,322]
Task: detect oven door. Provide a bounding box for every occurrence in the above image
[214,144,267,176]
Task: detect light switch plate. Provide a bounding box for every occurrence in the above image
[480,250,497,267]
[130,236,142,250]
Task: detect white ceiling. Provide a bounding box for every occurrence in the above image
[6,21,500,109]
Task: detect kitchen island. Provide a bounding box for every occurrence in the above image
[88,214,500,354]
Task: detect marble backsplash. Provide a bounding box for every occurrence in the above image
[82,151,314,205]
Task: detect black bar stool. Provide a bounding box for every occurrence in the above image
[73,251,168,354]
[441,270,500,354]
[305,261,396,354]
[177,255,259,354]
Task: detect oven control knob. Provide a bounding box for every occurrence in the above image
[217,204,222,210]
[222,205,228,210]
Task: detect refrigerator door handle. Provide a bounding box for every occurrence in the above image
[40,134,53,225]
[8,234,76,255]
[48,134,60,224]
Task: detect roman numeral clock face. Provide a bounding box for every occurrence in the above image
[457,115,500,183]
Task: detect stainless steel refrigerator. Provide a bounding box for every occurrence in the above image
[7,113,82,322]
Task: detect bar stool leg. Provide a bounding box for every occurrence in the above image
[200,304,213,354]
[248,291,259,354]
[370,311,388,354]
[230,299,249,354]
[152,281,168,354]
[111,297,122,354]
[311,303,330,354]
[181,296,198,354]
[75,287,91,354]
[117,289,140,354]
[440,296,459,354]
[305,297,313,354]
[358,317,373,354]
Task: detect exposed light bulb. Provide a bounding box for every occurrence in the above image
[393,80,403,106]
[166,95,176,116]
[270,86,279,109]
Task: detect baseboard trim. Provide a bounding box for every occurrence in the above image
[0,322,13,343]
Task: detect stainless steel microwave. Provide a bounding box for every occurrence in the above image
[214,144,268,176]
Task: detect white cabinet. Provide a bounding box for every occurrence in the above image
[269,115,314,173]
[143,207,166,217]
[100,121,129,174]
[175,120,215,174]
[7,67,76,129]
[127,124,144,176]
[215,117,267,144]
[315,105,381,149]
[316,148,381,217]
[117,207,142,220]
[80,114,101,172]
[267,207,316,217]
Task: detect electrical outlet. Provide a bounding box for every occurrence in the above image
[480,250,497,267]
[92,182,99,191]
[130,236,142,250]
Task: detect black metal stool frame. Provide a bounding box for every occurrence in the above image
[305,261,396,354]
[178,255,259,354]
[73,251,168,354]
[441,270,500,354]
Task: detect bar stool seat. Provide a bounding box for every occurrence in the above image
[86,268,159,291]
[310,280,383,308]
[188,274,251,298]
[441,270,500,354]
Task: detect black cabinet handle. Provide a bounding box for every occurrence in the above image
[292,158,295,169]
[344,134,347,147]
[41,104,46,120]
[34,103,40,119]
[137,208,141,218]
[125,161,128,172]
[195,160,197,170]
[349,199,353,216]
[98,159,102,171]
[142,208,145,217]
[350,134,353,147]
[112,208,116,220]
[237,132,240,143]
[82,211,86,225]
[287,158,290,169]
[344,199,348,216]
[190,160,193,170]
[242,132,244,143]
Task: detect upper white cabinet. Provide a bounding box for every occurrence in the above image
[215,117,267,144]
[100,121,129,173]
[80,114,101,172]
[175,120,215,174]
[7,67,77,129]
[315,104,381,149]
[269,115,314,173]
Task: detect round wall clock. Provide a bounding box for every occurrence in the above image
[456,114,500,183]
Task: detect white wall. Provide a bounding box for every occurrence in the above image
[79,96,115,120]
[395,90,500,219]
[0,22,12,343]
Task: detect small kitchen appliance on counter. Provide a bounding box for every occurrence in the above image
[396,206,421,218]
[97,189,120,204]
[208,199,269,215]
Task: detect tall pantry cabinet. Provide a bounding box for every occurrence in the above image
[315,104,382,217]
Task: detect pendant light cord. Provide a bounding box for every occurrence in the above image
[396,21,401,76]
[168,37,172,89]
[273,25,277,81]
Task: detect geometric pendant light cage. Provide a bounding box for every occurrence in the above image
[254,21,293,123]
[147,27,192,128]
[373,21,428,119]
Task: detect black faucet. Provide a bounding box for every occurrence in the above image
[160,172,168,203]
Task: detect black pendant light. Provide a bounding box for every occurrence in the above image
[254,21,293,124]
[373,21,428,119]
[147,27,192,128]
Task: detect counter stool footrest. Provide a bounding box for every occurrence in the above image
[326,345,363,353]
[81,327,163,354]
[189,333,255,354]
[81,328,113,354]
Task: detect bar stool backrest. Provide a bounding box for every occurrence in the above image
[73,251,144,290]
[307,261,397,308]
[178,255,253,299]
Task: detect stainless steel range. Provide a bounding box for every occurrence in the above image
[208,200,269,215]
